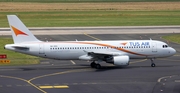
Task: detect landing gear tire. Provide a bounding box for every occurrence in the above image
[150,58,156,67]
[95,64,101,69]
[90,62,96,68]
[151,63,156,67]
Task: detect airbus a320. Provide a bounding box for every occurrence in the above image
[4,15,176,69]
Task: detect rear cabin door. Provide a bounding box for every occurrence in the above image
[39,44,44,54]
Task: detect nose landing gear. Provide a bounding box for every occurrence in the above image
[151,58,156,67]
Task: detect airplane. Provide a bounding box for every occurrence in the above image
[4,15,176,69]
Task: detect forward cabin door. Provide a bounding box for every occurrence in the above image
[152,42,157,52]
[39,44,44,54]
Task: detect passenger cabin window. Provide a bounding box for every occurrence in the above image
[50,44,154,51]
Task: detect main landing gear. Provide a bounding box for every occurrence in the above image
[90,61,101,69]
[151,58,156,67]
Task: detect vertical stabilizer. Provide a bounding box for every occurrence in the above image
[7,15,41,44]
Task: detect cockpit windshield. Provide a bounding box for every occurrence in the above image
[162,45,168,48]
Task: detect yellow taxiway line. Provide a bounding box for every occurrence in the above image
[83,33,101,41]
[39,85,69,89]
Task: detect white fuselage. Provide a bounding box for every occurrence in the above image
[5,40,176,60]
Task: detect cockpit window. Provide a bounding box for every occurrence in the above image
[162,45,168,48]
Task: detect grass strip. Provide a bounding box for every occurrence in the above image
[162,34,180,44]
[0,0,180,2]
[0,2,180,27]
[1,11,180,27]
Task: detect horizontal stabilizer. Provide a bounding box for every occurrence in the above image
[12,45,29,50]
[5,44,29,50]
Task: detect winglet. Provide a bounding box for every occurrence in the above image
[7,15,41,44]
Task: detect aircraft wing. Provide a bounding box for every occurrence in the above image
[87,51,122,56]
[79,50,124,60]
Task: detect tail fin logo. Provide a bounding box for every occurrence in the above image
[11,26,28,36]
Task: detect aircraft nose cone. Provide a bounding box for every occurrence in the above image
[170,48,176,55]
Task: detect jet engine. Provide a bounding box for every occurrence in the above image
[105,55,129,66]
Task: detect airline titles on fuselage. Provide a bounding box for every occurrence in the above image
[129,42,150,47]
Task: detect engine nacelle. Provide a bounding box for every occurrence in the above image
[106,55,129,66]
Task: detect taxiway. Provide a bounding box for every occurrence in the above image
[0,31,180,93]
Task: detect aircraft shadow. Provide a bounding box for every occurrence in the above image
[18,64,175,72]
